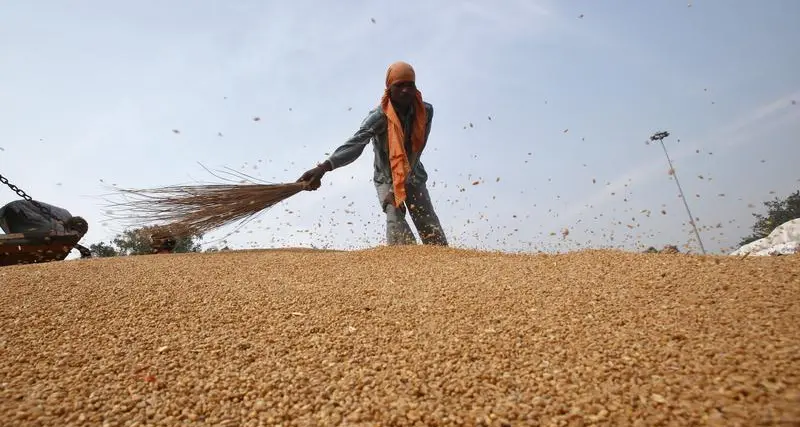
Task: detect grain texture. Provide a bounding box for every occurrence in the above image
[1,247,798,426]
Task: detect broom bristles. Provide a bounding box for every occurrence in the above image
[106,181,310,238]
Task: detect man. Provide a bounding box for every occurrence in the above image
[148,226,179,255]
[0,199,92,257]
[151,236,177,254]
[298,61,447,246]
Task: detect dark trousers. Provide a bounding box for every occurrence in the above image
[376,181,448,246]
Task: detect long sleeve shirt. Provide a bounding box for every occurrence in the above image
[325,101,434,187]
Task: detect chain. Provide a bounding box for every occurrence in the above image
[0,173,66,226]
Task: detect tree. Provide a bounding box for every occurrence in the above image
[112,228,155,256]
[89,241,119,258]
[88,226,203,257]
[739,190,800,247]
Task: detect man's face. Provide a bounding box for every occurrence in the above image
[389,81,416,107]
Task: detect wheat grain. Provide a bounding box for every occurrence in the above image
[1,247,798,425]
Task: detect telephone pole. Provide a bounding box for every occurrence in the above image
[650,131,706,255]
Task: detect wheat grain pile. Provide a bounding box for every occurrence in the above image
[1,246,798,426]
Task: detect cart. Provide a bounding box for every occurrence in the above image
[0,173,91,267]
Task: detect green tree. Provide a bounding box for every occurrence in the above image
[88,241,119,257]
[739,190,800,247]
[172,235,203,253]
[89,226,203,256]
[111,228,154,256]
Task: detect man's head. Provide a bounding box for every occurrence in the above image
[385,61,417,108]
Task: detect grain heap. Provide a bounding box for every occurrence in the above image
[1,246,798,425]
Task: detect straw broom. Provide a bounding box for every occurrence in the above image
[105,166,314,240]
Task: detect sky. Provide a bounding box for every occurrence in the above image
[1,0,799,257]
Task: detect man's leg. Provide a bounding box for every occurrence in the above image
[406,182,448,246]
[375,183,416,245]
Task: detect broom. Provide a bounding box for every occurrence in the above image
[105,165,314,240]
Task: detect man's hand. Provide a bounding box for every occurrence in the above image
[297,161,332,190]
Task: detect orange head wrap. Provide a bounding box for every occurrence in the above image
[380,61,428,208]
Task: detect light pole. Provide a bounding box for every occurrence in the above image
[650,131,707,255]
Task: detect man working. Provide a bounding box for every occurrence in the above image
[0,199,92,258]
[298,61,448,246]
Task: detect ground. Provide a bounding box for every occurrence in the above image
[1,246,798,426]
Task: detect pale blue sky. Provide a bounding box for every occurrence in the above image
[1,0,798,256]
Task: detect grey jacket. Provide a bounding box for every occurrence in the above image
[326,102,434,186]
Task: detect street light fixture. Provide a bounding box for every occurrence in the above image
[650,131,707,255]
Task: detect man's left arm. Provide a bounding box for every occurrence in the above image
[410,103,434,170]
[424,103,434,144]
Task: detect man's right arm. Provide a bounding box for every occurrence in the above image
[324,109,385,171]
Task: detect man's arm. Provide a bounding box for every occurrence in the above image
[325,109,386,170]
[408,103,434,170]
[423,103,434,146]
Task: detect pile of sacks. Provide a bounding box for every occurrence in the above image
[730,218,800,256]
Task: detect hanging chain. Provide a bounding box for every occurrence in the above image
[0,173,66,226]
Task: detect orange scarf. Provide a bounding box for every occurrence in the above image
[380,62,428,208]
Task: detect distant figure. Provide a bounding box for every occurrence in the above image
[0,199,91,258]
[150,235,177,254]
[146,225,182,255]
[661,245,680,254]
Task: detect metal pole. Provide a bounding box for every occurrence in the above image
[650,131,707,255]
